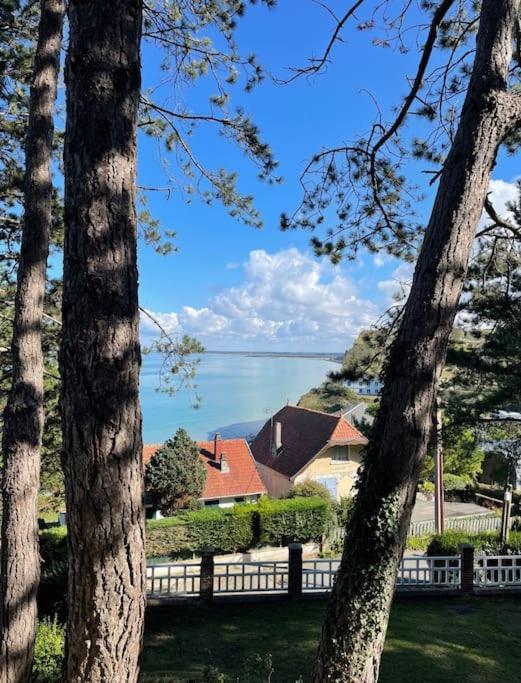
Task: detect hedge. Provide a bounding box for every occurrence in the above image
[147,505,256,557]
[426,529,521,556]
[36,497,331,564]
[257,497,330,546]
[147,496,330,558]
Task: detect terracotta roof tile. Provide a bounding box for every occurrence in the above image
[143,438,266,501]
[251,404,367,478]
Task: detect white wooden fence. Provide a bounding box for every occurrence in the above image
[146,554,466,598]
[409,513,500,537]
[474,555,521,588]
[329,513,501,544]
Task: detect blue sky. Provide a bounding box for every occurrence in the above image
[136,1,519,353]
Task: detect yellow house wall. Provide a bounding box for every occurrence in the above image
[293,445,364,499]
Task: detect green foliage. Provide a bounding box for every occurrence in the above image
[147,497,330,557]
[257,496,330,545]
[141,0,279,230]
[145,428,207,514]
[474,482,521,507]
[443,473,472,492]
[147,505,256,557]
[142,327,205,403]
[427,530,521,556]
[340,329,387,381]
[445,185,521,421]
[286,480,333,502]
[33,617,65,683]
[297,381,359,413]
[334,496,354,526]
[418,481,435,498]
[39,528,68,619]
[421,421,484,486]
[405,535,432,552]
[280,3,491,264]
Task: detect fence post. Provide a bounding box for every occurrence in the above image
[288,543,303,600]
[459,544,474,594]
[200,545,215,604]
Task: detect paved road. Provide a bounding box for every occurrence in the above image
[411,498,487,523]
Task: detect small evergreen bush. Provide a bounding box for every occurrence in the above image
[33,617,65,682]
[145,428,207,513]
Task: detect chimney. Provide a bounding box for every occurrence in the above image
[274,421,282,451]
[213,432,221,460]
[220,453,230,473]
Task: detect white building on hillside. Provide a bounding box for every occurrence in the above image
[344,377,383,396]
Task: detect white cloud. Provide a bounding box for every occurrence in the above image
[476,177,518,234]
[377,263,414,304]
[373,253,390,268]
[141,248,379,351]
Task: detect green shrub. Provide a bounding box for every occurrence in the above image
[257,496,330,545]
[506,531,521,553]
[406,534,432,552]
[426,530,514,555]
[287,480,333,502]
[443,473,471,491]
[147,505,256,557]
[418,481,435,497]
[39,498,332,571]
[333,496,354,526]
[511,516,521,531]
[33,617,65,682]
[39,529,68,619]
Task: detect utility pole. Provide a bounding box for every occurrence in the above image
[501,483,512,545]
[434,398,445,534]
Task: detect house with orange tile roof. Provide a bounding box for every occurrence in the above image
[250,404,368,501]
[143,435,266,511]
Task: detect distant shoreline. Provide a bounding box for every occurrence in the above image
[205,350,343,364]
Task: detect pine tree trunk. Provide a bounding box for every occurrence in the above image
[60,1,145,680]
[312,2,521,681]
[0,2,64,681]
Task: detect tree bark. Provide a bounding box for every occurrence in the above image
[312,2,520,681]
[0,2,64,681]
[60,1,145,680]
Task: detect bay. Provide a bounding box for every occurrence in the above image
[141,352,338,443]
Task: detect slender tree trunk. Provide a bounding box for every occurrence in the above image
[312,2,521,681]
[60,1,145,680]
[0,2,64,681]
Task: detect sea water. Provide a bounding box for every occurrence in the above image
[141,352,338,443]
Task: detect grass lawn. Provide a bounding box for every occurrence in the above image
[143,597,521,682]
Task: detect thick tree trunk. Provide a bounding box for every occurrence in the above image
[60,1,145,680]
[312,2,521,681]
[0,2,64,681]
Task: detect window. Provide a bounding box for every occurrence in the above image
[204,499,219,507]
[315,477,338,498]
[331,446,349,461]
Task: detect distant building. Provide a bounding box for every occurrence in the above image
[344,377,383,396]
[251,405,367,501]
[143,435,266,514]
